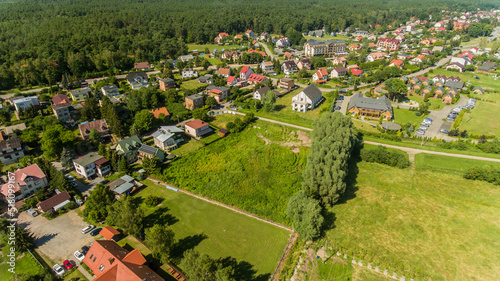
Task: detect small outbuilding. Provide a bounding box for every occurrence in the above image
[381,122,402,131]
[99,226,121,241]
[218,129,229,137]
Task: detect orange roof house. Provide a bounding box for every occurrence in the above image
[150,107,170,119]
[83,240,164,281]
[100,226,120,241]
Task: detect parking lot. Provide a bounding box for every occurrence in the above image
[18,210,96,264]
[417,97,468,139]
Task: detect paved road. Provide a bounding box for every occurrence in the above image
[423,97,468,140]
[260,43,277,60]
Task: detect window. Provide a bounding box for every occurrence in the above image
[93,257,96,263]
[89,254,94,260]
[99,264,104,271]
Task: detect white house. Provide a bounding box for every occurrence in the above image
[276,37,291,48]
[151,126,184,152]
[239,66,254,80]
[450,57,469,66]
[282,61,298,75]
[260,61,274,73]
[73,153,111,179]
[181,68,198,79]
[13,96,39,111]
[312,68,329,83]
[101,85,120,97]
[291,84,323,112]
[253,86,272,101]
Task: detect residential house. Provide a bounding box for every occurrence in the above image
[450,57,469,66]
[331,56,347,66]
[83,240,164,281]
[138,144,165,162]
[445,80,464,90]
[70,88,91,102]
[185,119,213,138]
[152,126,184,152]
[259,32,270,41]
[217,68,231,78]
[0,164,48,201]
[472,86,485,94]
[374,83,388,95]
[296,58,312,70]
[158,78,175,91]
[409,77,420,84]
[126,72,149,90]
[349,44,362,51]
[253,86,272,101]
[446,62,465,72]
[214,32,229,43]
[276,37,291,48]
[150,107,170,119]
[413,82,422,91]
[116,136,142,163]
[73,153,111,179]
[79,119,109,139]
[348,93,393,120]
[247,74,268,85]
[351,69,364,77]
[278,78,295,91]
[389,59,404,68]
[239,66,254,80]
[291,84,323,112]
[282,61,298,75]
[421,86,433,96]
[447,87,459,96]
[283,52,294,60]
[261,61,274,73]
[178,55,194,62]
[134,62,150,71]
[477,62,497,73]
[304,39,346,57]
[198,75,213,84]
[442,92,454,103]
[13,96,40,111]
[433,46,445,53]
[107,175,139,197]
[226,76,238,86]
[376,38,400,50]
[434,86,445,97]
[0,133,24,165]
[421,78,432,86]
[330,67,347,78]
[52,94,70,105]
[245,30,255,38]
[206,85,230,103]
[37,191,71,213]
[409,55,425,65]
[185,93,204,110]
[366,52,385,62]
[101,85,120,97]
[222,51,239,61]
[181,68,198,79]
[312,68,329,83]
[100,226,120,241]
[52,104,73,122]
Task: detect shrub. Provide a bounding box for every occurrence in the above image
[145,195,163,207]
[464,166,500,185]
[361,145,410,168]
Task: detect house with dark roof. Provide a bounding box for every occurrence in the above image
[445,80,464,90]
[70,87,91,102]
[442,92,454,103]
[36,191,71,213]
[348,93,393,120]
[0,164,48,201]
[297,58,312,71]
[126,72,149,90]
[159,78,175,91]
[107,175,139,197]
[52,103,73,122]
[152,126,184,152]
[79,119,110,139]
[291,84,323,112]
[446,62,465,72]
[206,85,230,103]
[253,86,272,101]
[116,136,142,163]
[472,86,484,95]
[282,61,298,75]
[185,93,204,110]
[434,86,445,97]
[101,85,120,97]
[330,67,347,78]
[185,119,212,138]
[73,153,111,179]
[0,133,24,165]
[83,240,165,281]
[138,144,165,162]
[477,62,497,73]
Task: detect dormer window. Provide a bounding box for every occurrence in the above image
[99,264,104,271]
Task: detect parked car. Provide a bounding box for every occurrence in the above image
[26,209,38,217]
[81,246,89,254]
[416,129,425,135]
[63,260,74,270]
[74,250,85,262]
[53,264,65,276]
[334,106,341,111]
[446,117,455,121]
[440,129,449,134]
[419,126,428,130]
[100,180,109,185]
[90,228,102,236]
[424,118,433,122]
[474,76,480,79]
[81,225,95,234]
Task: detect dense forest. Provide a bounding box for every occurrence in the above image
[0,0,498,89]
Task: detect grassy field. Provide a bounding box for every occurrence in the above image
[325,161,500,281]
[406,94,445,111]
[165,119,309,224]
[187,43,245,53]
[461,92,500,136]
[0,242,44,281]
[136,179,290,279]
[415,153,500,175]
[392,107,425,126]
[302,34,350,41]
[432,69,500,92]
[180,79,204,90]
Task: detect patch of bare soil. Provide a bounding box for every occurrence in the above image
[256,130,311,153]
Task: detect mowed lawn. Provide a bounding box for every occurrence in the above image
[136,180,290,278]
[187,43,245,52]
[432,69,500,92]
[415,153,500,175]
[180,78,204,90]
[393,107,425,127]
[0,245,43,280]
[326,161,500,281]
[461,92,500,136]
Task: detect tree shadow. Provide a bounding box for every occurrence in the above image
[274,105,286,112]
[320,211,337,237]
[144,207,178,228]
[170,233,208,262]
[336,152,360,205]
[33,232,58,247]
[217,257,270,281]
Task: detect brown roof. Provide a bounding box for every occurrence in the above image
[83,240,163,281]
[79,119,109,138]
[36,191,71,212]
[150,107,170,118]
[100,226,120,240]
[185,119,208,130]
[94,157,110,166]
[52,94,71,105]
[0,134,22,152]
[134,62,149,69]
[217,68,230,75]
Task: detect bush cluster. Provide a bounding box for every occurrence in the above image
[360,145,410,169]
[464,166,500,185]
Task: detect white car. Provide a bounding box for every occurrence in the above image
[81,225,95,234]
[53,264,65,276]
[74,250,85,262]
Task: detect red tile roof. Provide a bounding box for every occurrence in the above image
[240,66,250,73]
[134,62,149,69]
[227,76,236,83]
[100,226,120,240]
[217,68,230,75]
[185,119,208,130]
[150,107,170,118]
[390,59,404,66]
[351,69,364,76]
[84,240,163,281]
[248,73,266,83]
[1,164,46,197]
[52,94,70,105]
[79,119,109,139]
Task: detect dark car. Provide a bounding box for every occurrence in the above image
[334,106,341,111]
[90,228,102,236]
[100,180,109,185]
[81,246,89,254]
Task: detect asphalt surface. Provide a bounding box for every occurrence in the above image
[422,97,468,140]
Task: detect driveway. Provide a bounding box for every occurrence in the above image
[420,97,468,140]
[19,210,96,264]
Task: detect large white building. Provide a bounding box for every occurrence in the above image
[291,84,323,112]
[304,39,346,57]
[73,153,111,179]
[13,96,39,111]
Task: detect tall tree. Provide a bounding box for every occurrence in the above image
[145,224,175,263]
[302,112,356,206]
[286,191,324,240]
[81,97,101,121]
[106,196,144,237]
[60,148,73,171]
[134,110,155,134]
[83,184,115,222]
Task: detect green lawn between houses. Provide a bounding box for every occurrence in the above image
[460,92,500,136]
[135,179,290,279]
[187,43,246,53]
[431,69,500,92]
[180,78,203,91]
